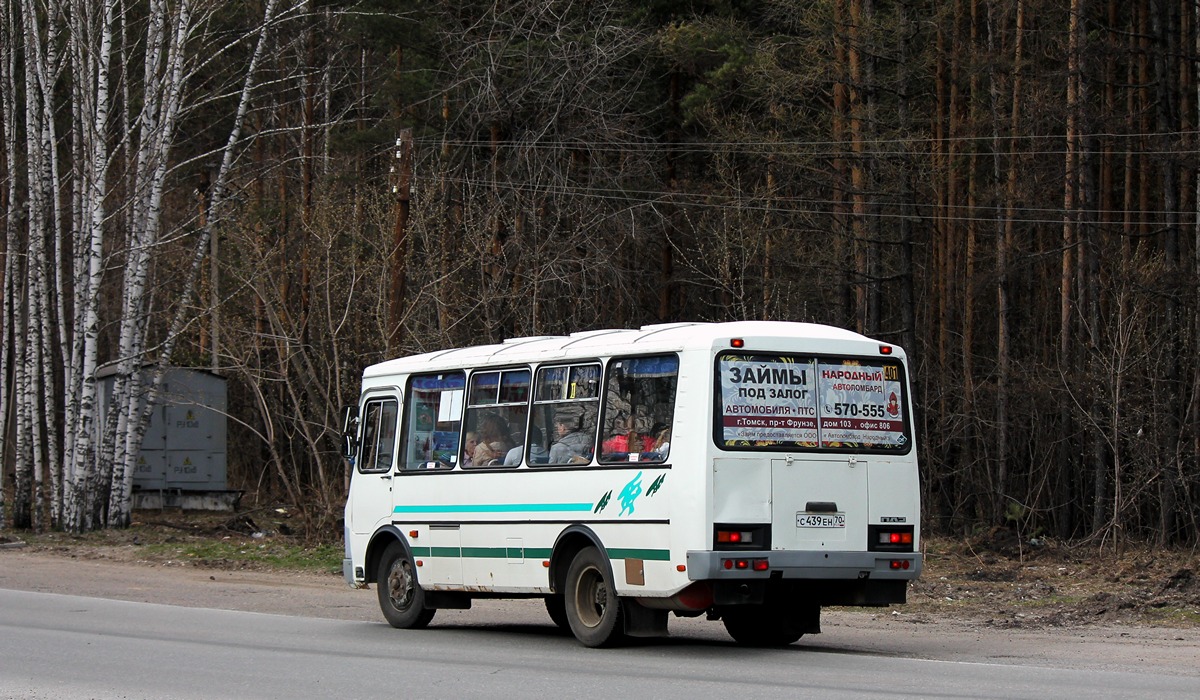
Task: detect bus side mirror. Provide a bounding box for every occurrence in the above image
[340,405,358,459]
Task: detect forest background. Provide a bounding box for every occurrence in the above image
[1,0,1198,549]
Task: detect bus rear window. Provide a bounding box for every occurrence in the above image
[716,353,910,453]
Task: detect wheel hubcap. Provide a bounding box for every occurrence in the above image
[574,565,606,628]
[387,560,414,611]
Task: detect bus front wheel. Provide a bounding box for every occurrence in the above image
[377,541,436,629]
[564,547,624,647]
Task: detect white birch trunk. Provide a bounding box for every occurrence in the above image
[2,0,291,530]
[109,0,286,525]
[0,0,20,529]
[29,0,66,522]
[109,0,191,526]
[60,0,116,531]
[1194,0,1200,497]
[17,0,56,531]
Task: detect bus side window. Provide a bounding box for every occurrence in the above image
[535,363,600,466]
[359,398,398,472]
[402,372,466,469]
[599,355,679,464]
[462,368,530,468]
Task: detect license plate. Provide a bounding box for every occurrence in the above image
[796,513,845,528]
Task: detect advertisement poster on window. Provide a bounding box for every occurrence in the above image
[718,354,908,452]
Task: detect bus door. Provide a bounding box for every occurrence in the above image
[771,455,868,552]
[397,371,467,587]
[349,394,400,537]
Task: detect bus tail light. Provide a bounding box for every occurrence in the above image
[722,557,769,571]
[716,529,753,544]
[868,524,915,552]
[879,531,913,545]
[714,524,770,550]
[889,560,911,570]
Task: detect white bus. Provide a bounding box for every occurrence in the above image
[340,321,922,647]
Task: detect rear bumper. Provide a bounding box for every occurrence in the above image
[686,549,923,581]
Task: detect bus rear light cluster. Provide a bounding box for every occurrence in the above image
[722,558,769,572]
[889,560,911,570]
[716,529,753,544]
[868,524,915,552]
[713,524,770,550]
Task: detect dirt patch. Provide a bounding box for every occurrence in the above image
[3,511,1199,630]
[905,531,1200,629]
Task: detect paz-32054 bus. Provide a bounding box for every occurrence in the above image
[340,321,922,647]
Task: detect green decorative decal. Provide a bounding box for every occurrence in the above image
[594,489,612,514]
[594,472,666,517]
[647,474,665,497]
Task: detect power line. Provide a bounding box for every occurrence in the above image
[417,173,1199,227]
[410,129,1200,154]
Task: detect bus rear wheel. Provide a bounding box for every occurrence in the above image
[564,547,624,647]
[721,604,808,646]
[377,541,436,629]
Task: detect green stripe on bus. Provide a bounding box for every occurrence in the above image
[606,548,671,561]
[393,503,593,514]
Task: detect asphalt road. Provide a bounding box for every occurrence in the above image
[2,586,1198,700]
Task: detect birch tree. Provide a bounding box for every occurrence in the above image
[0,0,19,529]
[106,0,286,527]
[1,0,294,532]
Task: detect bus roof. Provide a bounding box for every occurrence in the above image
[363,321,895,379]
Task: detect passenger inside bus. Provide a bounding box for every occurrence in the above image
[601,413,633,455]
[473,413,514,466]
[650,424,671,457]
[505,425,549,465]
[549,412,592,464]
[460,431,479,466]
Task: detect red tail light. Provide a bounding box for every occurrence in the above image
[879,531,913,545]
[722,557,769,572]
[716,529,753,544]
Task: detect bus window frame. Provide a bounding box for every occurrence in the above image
[597,352,680,466]
[357,395,399,474]
[528,360,602,468]
[712,350,914,456]
[399,370,467,471]
[461,366,532,470]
